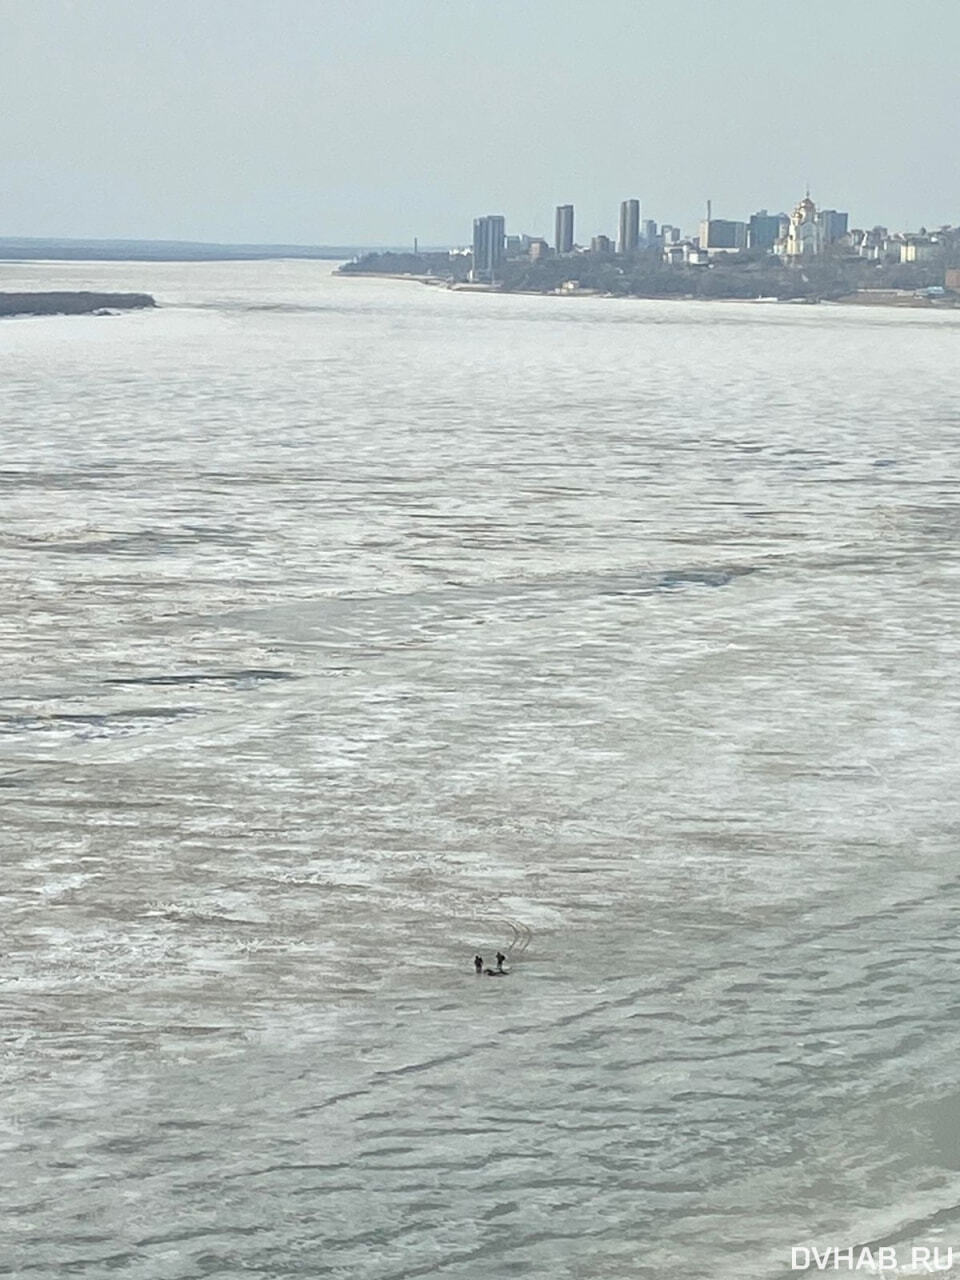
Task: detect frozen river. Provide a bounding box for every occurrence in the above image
[2,260,960,1278]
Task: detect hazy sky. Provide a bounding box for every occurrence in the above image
[4,0,959,245]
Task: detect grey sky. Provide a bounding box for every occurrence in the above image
[3,0,958,245]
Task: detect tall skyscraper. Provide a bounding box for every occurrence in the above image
[642,218,658,246]
[555,204,574,254]
[472,215,506,281]
[748,210,783,251]
[817,209,849,244]
[618,199,640,255]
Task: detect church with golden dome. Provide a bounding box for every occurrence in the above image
[780,192,825,257]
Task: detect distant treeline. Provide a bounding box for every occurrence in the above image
[499,248,954,300]
[0,292,156,317]
[338,251,472,282]
[0,238,392,262]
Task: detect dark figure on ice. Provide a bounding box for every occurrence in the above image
[496,952,506,972]
[474,955,484,974]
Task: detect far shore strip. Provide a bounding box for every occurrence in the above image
[336,272,957,308]
[0,292,156,318]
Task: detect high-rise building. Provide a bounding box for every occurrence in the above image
[618,200,640,254]
[660,224,681,244]
[555,204,574,254]
[748,210,783,251]
[817,209,849,244]
[618,199,640,254]
[699,218,748,251]
[642,219,658,246]
[472,215,506,281]
[590,234,613,255]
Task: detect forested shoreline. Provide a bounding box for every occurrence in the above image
[339,248,957,302]
[0,292,156,318]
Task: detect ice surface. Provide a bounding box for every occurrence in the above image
[2,260,960,1278]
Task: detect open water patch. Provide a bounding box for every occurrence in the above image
[104,669,297,687]
[0,707,199,739]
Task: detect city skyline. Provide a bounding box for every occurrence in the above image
[437,190,958,288]
[460,191,937,261]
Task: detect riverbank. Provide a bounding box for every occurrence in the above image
[0,291,156,318]
[338,246,960,308]
[338,271,960,309]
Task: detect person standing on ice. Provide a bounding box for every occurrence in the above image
[474,955,484,974]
